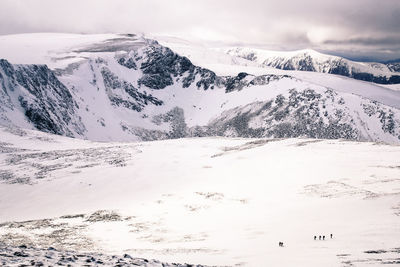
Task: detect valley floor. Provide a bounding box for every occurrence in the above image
[0,126,399,266]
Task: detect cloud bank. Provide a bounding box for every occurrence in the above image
[0,0,399,61]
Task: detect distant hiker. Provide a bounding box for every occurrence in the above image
[314,236,316,240]
[323,235,325,240]
[330,234,333,239]
[279,242,284,247]
[319,235,321,240]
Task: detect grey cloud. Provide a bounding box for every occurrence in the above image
[324,36,400,47]
[0,0,399,61]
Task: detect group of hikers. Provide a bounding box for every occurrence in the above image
[279,234,333,247]
[314,234,333,240]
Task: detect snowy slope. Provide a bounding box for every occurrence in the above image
[225,47,400,84]
[0,126,399,266]
[1,33,400,144]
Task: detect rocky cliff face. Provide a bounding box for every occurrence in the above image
[0,59,85,137]
[132,44,221,90]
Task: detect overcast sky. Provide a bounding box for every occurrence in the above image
[1,0,399,61]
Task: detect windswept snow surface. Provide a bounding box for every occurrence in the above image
[0,126,399,266]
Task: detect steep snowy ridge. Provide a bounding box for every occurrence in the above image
[1,33,400,143]
[226,47,400,84]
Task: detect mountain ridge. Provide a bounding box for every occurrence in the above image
[226,47,400,84]
[1,33,400,143]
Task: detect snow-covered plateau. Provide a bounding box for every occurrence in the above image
[0,126,399,266]
[0,33,400,266]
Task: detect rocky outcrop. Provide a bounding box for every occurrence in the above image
[118,43,224,91]
[101,67,163,111]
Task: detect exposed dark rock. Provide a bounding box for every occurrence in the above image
[0,59,85,137]
[225,72,249,92]
[386,61,400,72]
[138,45,193,89]
[14,251,29,257]
[117,43,223,91]
[152,107,187,139]
[101,67,163,111]
[117,57,137,70]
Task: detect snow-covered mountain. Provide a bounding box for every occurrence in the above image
[1,33,400,267]
[226,47,400,84]
[1,33,400,143]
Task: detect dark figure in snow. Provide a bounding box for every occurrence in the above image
[314,236,316,240]
[323,235,325,240]
[330,234,333,239]
[279,242,284,247]
[319,236,321,240]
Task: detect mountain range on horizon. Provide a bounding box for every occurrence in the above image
[225,47,400,84]
[1,33,400,144]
